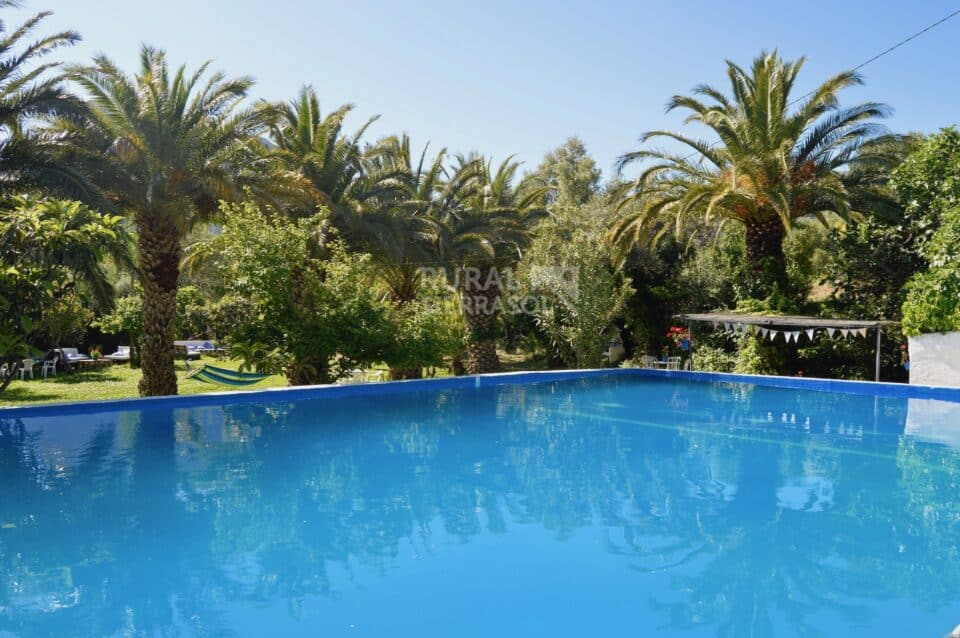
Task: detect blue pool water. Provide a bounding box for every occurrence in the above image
[2,373,960,637]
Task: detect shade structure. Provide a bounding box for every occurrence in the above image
[675,312,899,381]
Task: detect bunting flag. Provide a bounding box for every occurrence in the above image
[844,329,853,338]
[760,327,769,338]
[790,331,801,343]
[827,328,838,338]
[712,321,720,329]
[857,327,868,338]
[806,328,816,340]
[724,322,732,332]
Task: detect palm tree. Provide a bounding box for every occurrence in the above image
[60,47,278,396]
[266,86,405,243]
[0,3,90,199]
[611,51,897,299]
[433,156,545,374]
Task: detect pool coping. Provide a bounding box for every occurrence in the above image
[2,367,960,417]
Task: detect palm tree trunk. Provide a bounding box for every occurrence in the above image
[460,265,501,374]
[137,215,180,396]
[743,218,788,299]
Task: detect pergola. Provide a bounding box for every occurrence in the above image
[675,312,899,381]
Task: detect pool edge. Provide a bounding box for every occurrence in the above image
[3,367,960,417]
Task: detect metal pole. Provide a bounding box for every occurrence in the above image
[874,326,882,382]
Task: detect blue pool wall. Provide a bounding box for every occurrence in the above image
[3,368,960,418]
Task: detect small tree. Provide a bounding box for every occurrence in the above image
[0,197,129,389]
[94,294,143,367]
[521,202,633,368]
[190,202,393,384]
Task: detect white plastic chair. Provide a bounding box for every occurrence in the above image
[41,359,57,378]
[666,356,682,371]
[640,355,657,369]
[18,358,35,380]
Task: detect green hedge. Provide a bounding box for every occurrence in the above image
[902,206,960,336]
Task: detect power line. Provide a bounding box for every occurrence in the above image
[788,6,960,107]
[659,7,960,164]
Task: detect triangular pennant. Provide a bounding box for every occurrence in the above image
[806,328,816,340]
[843,329,853,338]
[857,328,868,338]
[724,322,731,332]
[827,328,837,338]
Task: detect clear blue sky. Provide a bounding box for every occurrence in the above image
[9,1,960,180]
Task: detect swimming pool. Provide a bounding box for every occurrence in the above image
[2,370,960,637]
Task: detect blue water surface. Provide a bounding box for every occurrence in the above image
[2,374,960,637]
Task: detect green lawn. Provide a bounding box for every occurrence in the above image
[0,359,288,407]
[0,352,549,407]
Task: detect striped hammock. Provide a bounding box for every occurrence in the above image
[188,364,269,387]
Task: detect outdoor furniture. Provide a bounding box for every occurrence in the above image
[59,347,91,363]
[666,356,682,371]
[76,359,111,370]
[41,359,57,378]
[639,355,658,369]
[105,346,131,362]
[173,340,208,359]
[18,358,35,380]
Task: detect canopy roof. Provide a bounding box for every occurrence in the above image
[675,312,897,330]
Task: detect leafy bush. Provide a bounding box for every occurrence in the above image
[521,202,633,368]
[902,207,960,335]
[734,336,781,375]
[383,279,462,375]
[37,291,94,348]
[0,197,129,388]
[191,202,394,384]
[692,345,737,372]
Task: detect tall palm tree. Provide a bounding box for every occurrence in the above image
[0,3,90,199]
[266,86,405,243]
[433,156,545,373]
[374,134,455,305]
[611,51,897,298]
[60,46,278,396]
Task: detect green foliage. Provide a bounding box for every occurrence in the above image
[37,291,94,347]
[734,335,781,375]
[0,8,87,201]
[534,137,601,207]
[890,127,960,248]
[383,289,460,372]
[0,196,128,389]
[890,130,960,336]
[521,202,632,368]
[692,345,737,373]
[191,202,393,384]
[902,206,960,335]
[783,221,830,298]
[175,285,209,339]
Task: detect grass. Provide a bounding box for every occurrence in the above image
[0,351,551,407]
[0,358,287,407]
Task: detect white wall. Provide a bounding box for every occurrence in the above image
[908,331,960,388]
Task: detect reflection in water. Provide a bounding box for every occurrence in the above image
[2,376,960,637]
